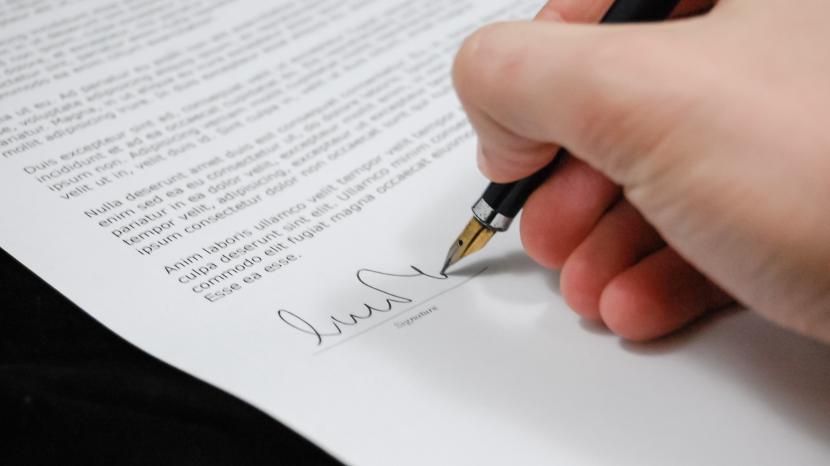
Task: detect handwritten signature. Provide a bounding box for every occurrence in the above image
[277,266,467,346]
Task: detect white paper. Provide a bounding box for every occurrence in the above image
[2,1,829,464]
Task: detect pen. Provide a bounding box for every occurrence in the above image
[441,0,683,274]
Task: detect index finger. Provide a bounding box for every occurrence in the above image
[537,0,715,22]
[536,0,615,22]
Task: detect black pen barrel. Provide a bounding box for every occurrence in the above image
[480,149,565,219]
[602,0,682,23]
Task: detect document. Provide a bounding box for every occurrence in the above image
[2,1,829,464]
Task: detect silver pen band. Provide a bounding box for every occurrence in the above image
[471,198,513,232]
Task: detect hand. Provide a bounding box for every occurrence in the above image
[453,0,830,343]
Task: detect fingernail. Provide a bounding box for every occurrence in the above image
[535,6,565,22]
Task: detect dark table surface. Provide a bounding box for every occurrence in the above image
[1,247,340,465]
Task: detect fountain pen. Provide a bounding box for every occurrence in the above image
[441,0,683,274]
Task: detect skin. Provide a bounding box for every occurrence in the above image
[453,0,830,343]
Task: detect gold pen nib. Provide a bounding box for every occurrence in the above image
[441,217,495,274]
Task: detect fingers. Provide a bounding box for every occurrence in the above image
[513,1,626,274]
[472,0,727,342]
[537,0,717,22]
[534,2,564,22]
[519,157,619,269]
[523,160,732,340]
[560,200,664,319]
[522,159,733,340]
[599,247,734,341]
[454,18,702,185]
[535,0,614,22]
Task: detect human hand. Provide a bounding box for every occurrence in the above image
[453,0,830,343]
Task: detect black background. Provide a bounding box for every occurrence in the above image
[1,247,341,465]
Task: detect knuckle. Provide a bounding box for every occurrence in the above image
[569,36,695,180]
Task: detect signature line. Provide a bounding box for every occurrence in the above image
[314,267,487,356]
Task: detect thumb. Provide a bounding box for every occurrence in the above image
[453,19,704,186]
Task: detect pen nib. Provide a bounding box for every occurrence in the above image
[441,218,495,274]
